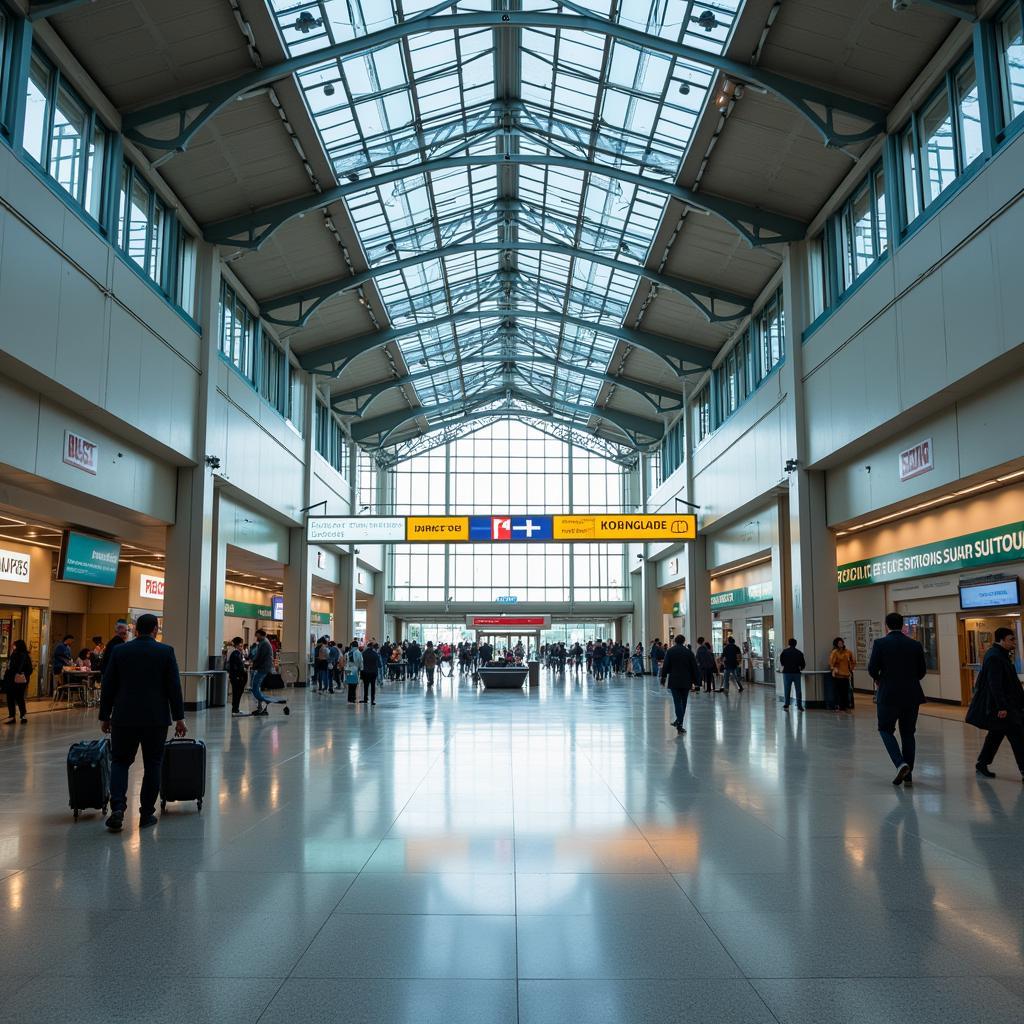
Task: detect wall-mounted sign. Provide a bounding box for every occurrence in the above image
[271,595,285,621]
[139,573,165,600]
[63,430,98,475]
[837,519,1024,589]
[57,531,120,587]
[710,582,773,609]
[959,577,1021,610]
[312,610,332,625]
[672,601,681,616]
[316,550,326,569]
[0,548,31,584]
[224,598,276,619]
[467,615,551,628]
[899,438,933,482]
[668,558,679,575]
[308,514,698,544]
[496,595,518,604]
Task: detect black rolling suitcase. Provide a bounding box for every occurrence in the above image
[67,739,111,821]
[159,737,206,813]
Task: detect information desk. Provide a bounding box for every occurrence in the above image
[180,670,228,711]
[479,666,528,689]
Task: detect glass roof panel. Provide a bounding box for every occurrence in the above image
[269,0,743,443]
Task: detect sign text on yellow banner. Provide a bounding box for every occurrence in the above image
[405,516,470,542]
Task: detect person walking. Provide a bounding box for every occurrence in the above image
[327,640,342,694]
[313,637,330,692]
[967,626,1024,780]
[828,637,856,712]
[100,620,130,676]
[249,629,286,714]
[360,642,380,705]
[720,636,744,692]
[867,612,927,787]
[695,638,716,694]
[98,613,186,832]
[779,638,806,711]
[226,636,248,716]
[2,639,32,723]
[422,641,438,687]
[660,635,699,734]
[344,641,363,703]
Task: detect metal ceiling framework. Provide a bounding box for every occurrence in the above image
[909,1,976,20]
[121,5,887,152]
[119,0,897,458]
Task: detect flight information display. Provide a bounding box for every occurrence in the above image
[308,514,697,544]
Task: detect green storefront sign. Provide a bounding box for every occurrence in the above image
[710,582,773,609]
[222,599,333,624]
[837,520,1024,590]
[672,602,681,616]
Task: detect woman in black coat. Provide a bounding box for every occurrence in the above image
[966,627,1024,778]
[3,639,33,723]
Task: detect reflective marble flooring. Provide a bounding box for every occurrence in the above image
[1,672,1023,1023]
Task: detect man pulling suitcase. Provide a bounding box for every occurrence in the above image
[99,613,186,832]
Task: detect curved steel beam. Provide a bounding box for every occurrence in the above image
[28,0,94,18]
[297,308,715,377]
[206,153,806,250]
[261,241,752,325]
[909,1,976,19]
[351,387,664,447]
[330,355,684,417]
[121,10,886,152]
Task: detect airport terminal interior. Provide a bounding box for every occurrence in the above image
[1,0,1024,1020]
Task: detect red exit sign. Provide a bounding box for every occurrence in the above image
[899,438,933,482]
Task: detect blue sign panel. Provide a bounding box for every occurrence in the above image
[58,531,121,587]
[271,594,285,621]
[468,516,553,542]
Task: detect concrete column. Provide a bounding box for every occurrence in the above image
[776,242,839,696]
[684,535,711,645]
[334,550,356,642]
[208,490,228,656]
[284,527,312,684]
[163,242,220,671]
[365,573,385,643]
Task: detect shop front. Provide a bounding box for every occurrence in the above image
[836,482,1024,703]
[710,563,774,685]
[0,540,51,696]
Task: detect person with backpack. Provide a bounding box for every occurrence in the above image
[344,640,363,703]
[313,636,330,692]
[360,642,380,705]
[226,636,248,716]
[967,626,1024,780]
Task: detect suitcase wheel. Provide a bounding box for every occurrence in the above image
[160,800,167,812]
[197,798,203,812]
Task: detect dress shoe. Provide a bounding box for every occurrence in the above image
[902,774,913,787]
[892,763,911,786]
[676,724,685,734]
[139,815,158,829]
[105,812,124,832]
[782,704,790,712]
[976,764,996,778]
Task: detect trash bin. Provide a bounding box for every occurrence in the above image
[206,671,228,708]
[527,660,540,687]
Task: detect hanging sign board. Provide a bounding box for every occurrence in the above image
[467,615,551,628]
[308,514,697,544]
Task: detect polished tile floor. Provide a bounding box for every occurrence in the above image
[1,671,1023,1023]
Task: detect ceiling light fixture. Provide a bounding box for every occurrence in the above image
[323,82,335,96]
[715,78,739,111]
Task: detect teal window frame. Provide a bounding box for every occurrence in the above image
[20,46,106,222]
[315,400,351,477]
[996,1,1024,133]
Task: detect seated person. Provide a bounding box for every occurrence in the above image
[74,649,94,671]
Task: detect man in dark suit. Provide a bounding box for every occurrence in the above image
[99,613,186,832]
[660,635,700,735]
[867,612,927,786]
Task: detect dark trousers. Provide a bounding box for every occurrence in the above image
[978,723,1024,773]
[110,724,168,817]
[361,672,376,703]
[347,682,358,703]
[701,668,715,692]
[230,675,247,713]
[826,674,850,710]
[877,703,919,770]
[669,686,689,725]
[425,665,435,685]
[6,683,27,718]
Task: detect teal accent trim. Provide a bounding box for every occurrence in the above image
[801,253,891,343]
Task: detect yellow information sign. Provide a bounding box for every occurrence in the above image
[405,516,470,542]
[552,514,697,541]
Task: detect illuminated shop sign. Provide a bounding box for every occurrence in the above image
[0,548,31,584]
[838,520,1024,589]
[710,582,773,609]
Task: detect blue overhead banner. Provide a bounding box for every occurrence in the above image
[469,516,553,541]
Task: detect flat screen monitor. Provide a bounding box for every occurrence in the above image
[959,577,1020,610]
[271,595,284,621]
[57,530,121,588]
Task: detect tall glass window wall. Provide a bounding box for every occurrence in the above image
[388,420,628,604]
